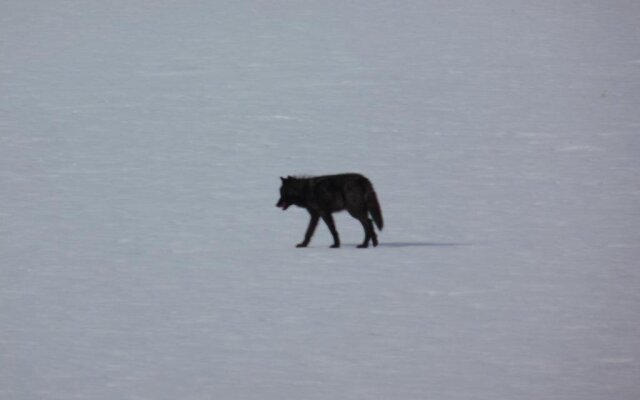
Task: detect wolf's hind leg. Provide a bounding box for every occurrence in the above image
[368,218,378,247]
[356,217,371,248]
[349,209,375,248]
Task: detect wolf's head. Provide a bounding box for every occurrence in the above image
[276,176,306,210]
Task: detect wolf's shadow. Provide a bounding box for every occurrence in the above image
[377,242,468,248]
[344,241,469,248]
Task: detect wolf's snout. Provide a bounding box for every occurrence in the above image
[276,199,289,210]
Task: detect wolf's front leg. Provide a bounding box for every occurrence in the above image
[321,213,340,248]
[297,212,319,247]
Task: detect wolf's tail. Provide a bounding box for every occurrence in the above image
[365,183,384,230]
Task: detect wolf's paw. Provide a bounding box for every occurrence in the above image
[330,244,340,248]
[296,243,308,248]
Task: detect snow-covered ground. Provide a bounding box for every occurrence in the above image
[2,1,639,399]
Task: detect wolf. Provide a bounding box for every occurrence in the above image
[276,173,383,248]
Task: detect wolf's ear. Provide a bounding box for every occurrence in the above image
[280,176,285,182]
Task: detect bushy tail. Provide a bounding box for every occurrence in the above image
[366,184,384,230]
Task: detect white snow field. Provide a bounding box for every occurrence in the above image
[2,1,640,399]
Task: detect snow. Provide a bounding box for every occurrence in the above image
[2,1,640,399]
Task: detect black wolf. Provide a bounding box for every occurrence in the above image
[276,173,383,248]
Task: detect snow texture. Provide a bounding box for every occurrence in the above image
[1,1,639,399]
